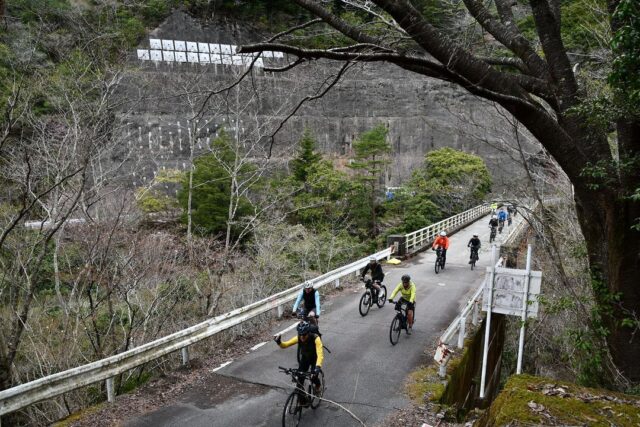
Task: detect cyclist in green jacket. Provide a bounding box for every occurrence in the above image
[389,274,416,334]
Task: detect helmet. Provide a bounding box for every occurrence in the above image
[297,321,311,336]
[304,281,313,289]
[473,234,478,237]
[492,215,497,219]
[401,274,411,283]
[368,256,376,262]
[440,231,447,236]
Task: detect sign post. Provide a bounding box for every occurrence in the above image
[480,245,541,398]
[516,245,533,374]
[479,245,497,398]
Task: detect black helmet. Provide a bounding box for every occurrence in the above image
[297,321,311,336]
[401,274,411,283]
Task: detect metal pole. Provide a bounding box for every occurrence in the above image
[181,347,189,366]
[516,245,533,374]
[106,377,115,403]
[457,316,466,348]
[480,245,497,398]
[472,301,479,326]
[277,305,284,318]
[335,278,340,288]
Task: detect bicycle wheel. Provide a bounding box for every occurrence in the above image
[359,291,371,316]
[376,286,387,308]
[282,391,302,427]
[308,371,325,409]
[390,315,402,345]
[434,258,440,274]
[471,259,475,270]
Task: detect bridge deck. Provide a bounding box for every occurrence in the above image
[125,214,508,426]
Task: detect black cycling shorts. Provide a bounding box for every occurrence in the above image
[400,298,415,311]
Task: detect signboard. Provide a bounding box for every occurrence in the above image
[482,267,541,317]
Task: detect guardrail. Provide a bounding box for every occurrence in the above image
[0,247,393,417]
[404,204,491,255]
[433,208,530,377]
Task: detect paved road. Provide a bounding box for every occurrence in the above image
[126,214,511,427]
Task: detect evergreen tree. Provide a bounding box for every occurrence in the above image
[348,124,391,237]
[290,128,322,183]
[177,130,253,238]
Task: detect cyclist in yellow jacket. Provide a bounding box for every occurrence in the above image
[274,321,323,398]
[389,274,416,334]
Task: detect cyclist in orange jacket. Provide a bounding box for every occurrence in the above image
[432,231,450,267]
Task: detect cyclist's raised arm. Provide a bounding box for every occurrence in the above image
[315,291,321,315]
[292,289,303,312]
[279,335,299,349]
[314,336,324,367]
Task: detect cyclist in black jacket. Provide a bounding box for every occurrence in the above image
[361,256,385,303]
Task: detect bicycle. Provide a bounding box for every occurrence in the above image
[434,247,445,274]
[507,216,513,227]
[469,246,479,270]
[489,226,497,243]
[389,299,411,345]
[358,278,387,316]
[498,219,505,234]
[279,366,325,426]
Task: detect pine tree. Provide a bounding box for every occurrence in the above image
[348,124,391,237]
[290,128,322,183]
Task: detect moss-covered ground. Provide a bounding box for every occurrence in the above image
[405,365,446,403]
[481,374,640,426]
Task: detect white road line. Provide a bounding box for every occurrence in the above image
[273,321,300,338]
[250,341,267,351]
[211,360,233,372]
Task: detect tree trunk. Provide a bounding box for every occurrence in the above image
[574,180,640,382]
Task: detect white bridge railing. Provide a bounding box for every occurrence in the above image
[433,207,530,377]
[404,204,491,254]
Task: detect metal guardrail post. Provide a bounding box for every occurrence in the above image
[457,316,466,348]
[472,301,479,326]
[439,363,447,378]
[181,347,189,366]
[277,305,284,318]
[106,377,115,403]
[334,278,340,288]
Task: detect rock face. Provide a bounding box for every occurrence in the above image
[118,11,533,190]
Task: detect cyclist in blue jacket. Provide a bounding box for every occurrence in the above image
[293,281,321,324]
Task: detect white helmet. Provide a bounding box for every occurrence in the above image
[304,281,313,289]
[368,256,376,262]
[440,231,447,236]
[492,215,497,219]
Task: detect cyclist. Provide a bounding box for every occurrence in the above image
[432,231,450,267]
[498,209,508,226]
[490,202,498,214]
[274,321,324,401]
[468,234,481,263]
[388,274,416,334]
[293,281,321,325]
[361,256,385,303]
[489,215,499,229]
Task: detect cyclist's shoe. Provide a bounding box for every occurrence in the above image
[406,328,412,335]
